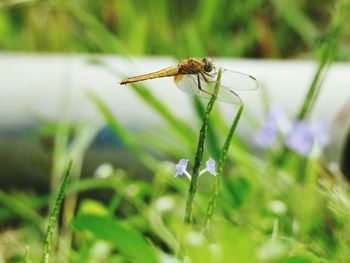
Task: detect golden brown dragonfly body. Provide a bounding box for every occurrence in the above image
[120,57,213,84]
[120,57,258,104]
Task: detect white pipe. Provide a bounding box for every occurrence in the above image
[1,54,349,148]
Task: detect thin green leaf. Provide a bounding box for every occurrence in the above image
[184,68,222,224]
[0,190,43,230]
[88,91,158,171]
[132,83,196,147]
[204,103,244,230]
[42,159,73,263]
[73,214,159,263]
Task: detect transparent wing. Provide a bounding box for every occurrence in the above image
[221,69,258,91]
[174,74,242,104]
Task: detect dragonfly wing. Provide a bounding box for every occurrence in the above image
[221,69,258,91]
[174,74,211,99]
[199,74,242,104]
[174,74,241,104]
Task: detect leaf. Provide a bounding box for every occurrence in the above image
[73,214,159,263]
[43,159,74,263]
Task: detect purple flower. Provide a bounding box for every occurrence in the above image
[175,159,192,180]
[266,106,288,129]
[253,105,330,155]
[198,157,217,176]
[286,121,314,156]
[175,159,188,177]
[253,106,289,148]
[313,120,330,147]
[205,158,217,176]
[175,158,218,180]
[253,125,278,147]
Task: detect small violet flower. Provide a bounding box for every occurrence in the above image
[253,124,277,148]
[285,121,314,156]
[253,106,287,147]
[266,106,289,131]
[253,106,330,156]
[175,159,191,180]
[175,159,188,176]
[200,157,217,176]
[313,119,330,147]
[285,120,330,156]
[175,157,217,181]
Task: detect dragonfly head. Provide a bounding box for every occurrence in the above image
[202,58,216,75]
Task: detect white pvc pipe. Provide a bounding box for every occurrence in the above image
[1,54,349,149]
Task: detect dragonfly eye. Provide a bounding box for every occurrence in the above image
[204,62,213,73]
[202,58,215,74]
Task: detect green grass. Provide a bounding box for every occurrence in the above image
[73,214,159,263]
[0,0,349,59]
[184,68,222,224]
[43,159,73,263]
[204,102,244,231]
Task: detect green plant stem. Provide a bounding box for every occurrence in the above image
[193,97,221,159]
[297,0,350,119]
[296,63,328,120]
[276,0,350,166]
[42,159,73,263]
[184,68,222,224]
[204,102,244,230]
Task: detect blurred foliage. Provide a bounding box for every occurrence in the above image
[0,0,349,59]
[1,0,350,262]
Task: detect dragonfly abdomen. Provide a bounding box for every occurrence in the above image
[120,66,179,84]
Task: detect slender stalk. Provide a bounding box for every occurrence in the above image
[297,0,350,119]
[193,97,221,159]
[42,159,73,263]
[297,156,308,183]
[276,0,350,165]
[204,103,244,230]
[184,68,223,224]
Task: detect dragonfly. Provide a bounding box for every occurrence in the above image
[120,57,258,104]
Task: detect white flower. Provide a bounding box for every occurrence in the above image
[199,157,217,176]
[175,159,191,180]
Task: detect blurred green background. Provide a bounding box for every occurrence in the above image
[1,1,350,262]
[1,0,349,59]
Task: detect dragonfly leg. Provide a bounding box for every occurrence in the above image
[201,72,216,83]
[197,74,214,96]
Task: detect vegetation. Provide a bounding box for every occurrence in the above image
[0,0,349,59]
[0,0,350,262]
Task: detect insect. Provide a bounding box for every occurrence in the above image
[120,57,258,104]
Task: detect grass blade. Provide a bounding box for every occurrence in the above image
[88,91,158,171]
[276,0,350,166]
[193,97,221,159]
[204,103,244,230]
[42,159,73,263]
[184,68,222,224]
[0,190,43,230]
[73,214,159,263]
[297,0,350,120]
[132,83,197,147]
